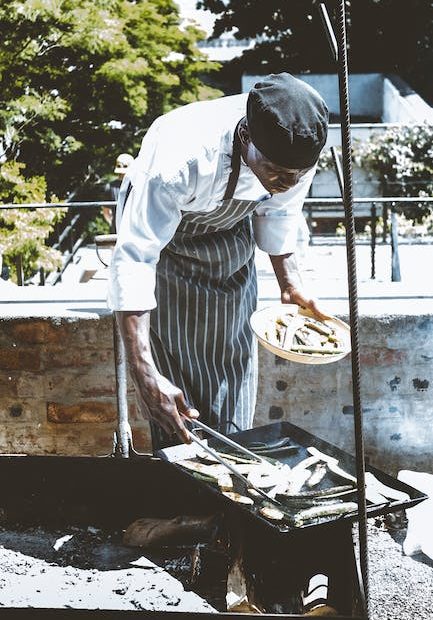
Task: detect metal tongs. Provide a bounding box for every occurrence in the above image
[181,415,284,507]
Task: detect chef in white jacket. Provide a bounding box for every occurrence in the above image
[108,73,329,448]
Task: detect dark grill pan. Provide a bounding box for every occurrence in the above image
[158,421,427,534]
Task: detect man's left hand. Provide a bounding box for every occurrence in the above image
[281,286,331,322]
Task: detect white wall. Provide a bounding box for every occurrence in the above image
[383,77,433,123]
[242,73,384,118]
[242,73,433,124]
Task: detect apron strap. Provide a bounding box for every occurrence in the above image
[222,122,242,201]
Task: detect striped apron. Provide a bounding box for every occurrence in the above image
[147,133,261,449]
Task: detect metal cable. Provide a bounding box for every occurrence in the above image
[335,0,370,615]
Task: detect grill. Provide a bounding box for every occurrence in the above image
[0,453,369,618]
[158,421,426,534]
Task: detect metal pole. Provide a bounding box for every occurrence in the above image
[370,204,377,280]
[319,2,339,62]
[390,205,401,282]
[382,203,388,244]
[113,317,131,458]
[331,146,345,197]
[333,1,370,614]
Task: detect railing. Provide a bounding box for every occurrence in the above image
[304,196,433,282]
[0,201,115,286]
[1,197,432,285]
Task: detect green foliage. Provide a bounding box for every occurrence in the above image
[354,123,433,222]
[318,123,433,222]
[352,124,433,198]
[199,0,433,104]
[0,0,220,197]
[0,161,66,282]
[85,213,111,239]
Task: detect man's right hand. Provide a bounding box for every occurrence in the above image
[115,310,199,444]
[132,363,199,444]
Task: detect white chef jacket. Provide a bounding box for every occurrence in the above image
[108,94,316,311]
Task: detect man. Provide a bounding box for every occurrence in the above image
[102,153,134,230]
[108,73,329,448]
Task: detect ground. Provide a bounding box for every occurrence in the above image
[368,518,433,620]
[0,516,432,617]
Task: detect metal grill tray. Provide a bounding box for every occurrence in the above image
[159,421,427,533]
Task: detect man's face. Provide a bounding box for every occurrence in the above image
[239,122,312,194]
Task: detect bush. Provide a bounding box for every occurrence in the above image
[0,161,66,283]
[318,123,433,224]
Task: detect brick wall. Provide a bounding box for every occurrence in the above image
[0,316,152,456]
[0,312,432,474]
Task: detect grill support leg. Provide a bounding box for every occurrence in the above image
[113,316,131,458]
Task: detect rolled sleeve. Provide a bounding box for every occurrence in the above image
[107,261,157,311]
[252,166,316,255]
[107,172,184,311]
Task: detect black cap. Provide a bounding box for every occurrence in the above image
[247,73,329,169]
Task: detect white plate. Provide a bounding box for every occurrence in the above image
[250,304,351,365]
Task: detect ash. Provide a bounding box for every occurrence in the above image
[363,518,433,620]
[0,524,216,612]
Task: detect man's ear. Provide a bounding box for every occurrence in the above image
[238,120,250,147]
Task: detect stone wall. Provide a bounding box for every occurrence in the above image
[0,316,151,456]
[0,311,432,475]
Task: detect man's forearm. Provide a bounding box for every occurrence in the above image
[115,310,155,371]
[269,253,330,321]
[115,309,196,443]
[269,253,303,295]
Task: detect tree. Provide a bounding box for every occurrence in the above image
[0,162,66,282]
[0,0,219,198]
[198,0,433,104]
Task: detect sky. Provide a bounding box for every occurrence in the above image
[175,0,216,36]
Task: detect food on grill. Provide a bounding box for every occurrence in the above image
[286,468,313,495]
[248,488,264,500]
[247,463,292,489]
[263,312,345,356]
[307,447,357,483]
[291,502,358,526]
[222,492,254,505]
[214,451,257,465]
[176,443,396,527]
[306,463,328,488]
[281,484,356,501]
[177,460,229,477]
[259,506,285,521]
[246,437,299,456]
[218,474,234,491]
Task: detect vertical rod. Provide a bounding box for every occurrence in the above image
[56,221,62,283]
[68,228,74,254]
[113,317,131,458]
[331,146,344,196]
[39,266,45,286]
[15,254,24,286]
[370,204,376,280]
[382,203,388,244]
[390,205,401,282]
[335,0,370,614]
[319,3,339,62]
